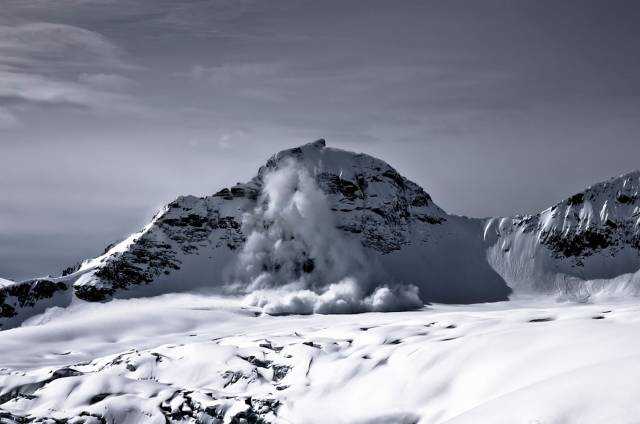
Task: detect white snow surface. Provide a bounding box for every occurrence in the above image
[1,294,639,423]
[0,278,15,288]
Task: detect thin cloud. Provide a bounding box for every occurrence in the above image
[0,22,130,70]
[77,73,136,92]
[3,0,285,41]
[0,22,143,125]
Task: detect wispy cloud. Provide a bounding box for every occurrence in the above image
[180,59,516,142]
[0,21,143,127]
[0,22,128,69]
[3,0,285,41]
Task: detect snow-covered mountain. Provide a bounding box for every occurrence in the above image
[68,138,507,306]
[2,139,640,424]
[485,170,640,299]
[1,140,639,329]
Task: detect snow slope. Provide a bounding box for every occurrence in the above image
[0,278,14,287]
[1,295,639,423]
[1,140,639,330]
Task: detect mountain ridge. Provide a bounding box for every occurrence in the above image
[1,139,639,328]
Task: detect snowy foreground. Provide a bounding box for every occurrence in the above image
[1,295,639,424]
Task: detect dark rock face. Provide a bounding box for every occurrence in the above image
[79,193,248,300]
[540,199,640,260]
[0,280,68,320]
[486,170,640,297]
[505,171,640,261]
[73,285,113,303]
[541,227,614,258]
[61,262,81,277]
[78,237,181,301]
[158,211,243,252]
[616,193,636,204]
[302,258,315,273]
[313,158,446,253]
[566,193,584,206]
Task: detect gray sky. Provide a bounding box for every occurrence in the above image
[1,0,639,280]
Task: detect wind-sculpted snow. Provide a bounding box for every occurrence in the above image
[1,295,640,423]
[232,159,422,314]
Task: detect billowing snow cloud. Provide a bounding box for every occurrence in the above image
[232,159,422,314]
[244,278,422,315]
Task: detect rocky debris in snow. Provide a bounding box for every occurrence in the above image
[528,317,555,323]
[2,296,640,423]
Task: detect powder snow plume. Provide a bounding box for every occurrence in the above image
[231,159,422,315]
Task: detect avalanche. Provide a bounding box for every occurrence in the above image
[1,139,640,423]
[2,139,639,330]
[232,159,422,314]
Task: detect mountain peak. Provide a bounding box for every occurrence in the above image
[560,169,640,210]
[309,138,326,149]
[587,169,640,190]
[1,139,639,330]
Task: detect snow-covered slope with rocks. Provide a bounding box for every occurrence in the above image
[485,170,640,300]
[1,296,640,424]
[0,278,15,287]
[1,140,639,330]
[69,138,508,307]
